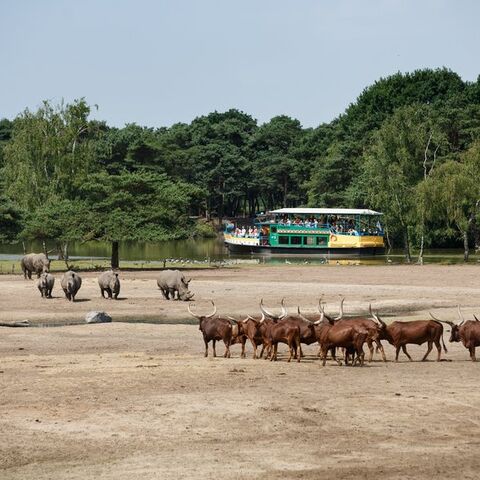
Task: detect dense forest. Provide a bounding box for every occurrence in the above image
[1,68,480,264]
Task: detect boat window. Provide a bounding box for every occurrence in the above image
[279,236,289,245]
[291,236,302,245]
[304,236,315,245]
[317,236,328,246]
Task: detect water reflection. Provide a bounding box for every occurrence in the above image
[0,239,477,265]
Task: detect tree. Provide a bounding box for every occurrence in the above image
[424,158,479,261]
[80,171,202,268]
[2,99,98,210]
[362,104,447,260]
[0,195,23,242]
[20,199,92,264]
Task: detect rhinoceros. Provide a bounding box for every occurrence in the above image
[61,270,82,302]
[98,270,120,299]
[21,253,51,279]
[157,269,194,301]
[37,272,55,298]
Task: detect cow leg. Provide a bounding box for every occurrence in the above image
[271,343,277,362]
[377,340,387,362]
[470,346,477,362]
[299,345,304,358]
[251,340,257,359]
[212,340,217,357]
[223,339,231,358]
[395,346,401,362]
[402,345,413,361]
[367,339,374,362]
[333,348,342,366]
[241,338,246,359]
[422,341,433,361]
[434,339,442,361]
[204,337,209,357]
[321,346,328,366]
[287,341,293,363]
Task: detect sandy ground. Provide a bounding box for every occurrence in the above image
[1,264,480,479]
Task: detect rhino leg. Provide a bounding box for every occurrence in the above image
[106,288,113,299]
[63,289,71,301]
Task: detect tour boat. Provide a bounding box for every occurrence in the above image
[223,208,385,256]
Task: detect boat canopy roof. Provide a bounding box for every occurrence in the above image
[269,208,382,216]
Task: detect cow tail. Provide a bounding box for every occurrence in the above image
[296,327,301,359]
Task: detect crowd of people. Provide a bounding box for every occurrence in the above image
[226,216,383,238]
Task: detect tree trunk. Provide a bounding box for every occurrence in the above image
[56,243,65,260]
[111,241,119,269]
[463,231,469,262]
[417,234,424,265]
[385,228,392,255]
[403,229,411,263]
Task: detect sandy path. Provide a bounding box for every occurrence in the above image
[1,264,480,479]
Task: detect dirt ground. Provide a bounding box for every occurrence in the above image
[1,264,480,479]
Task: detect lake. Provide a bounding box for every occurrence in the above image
[0,238,478,265]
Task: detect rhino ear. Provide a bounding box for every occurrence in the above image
[115,273,119,278]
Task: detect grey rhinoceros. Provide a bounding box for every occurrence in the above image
[61,270,82,302]
[98,270,120,299]
[157,269,194,301]
[37,272,55,298]
[21,253,51,279]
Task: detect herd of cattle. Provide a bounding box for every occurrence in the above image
[18,252,480,364]
[187,298,480,364]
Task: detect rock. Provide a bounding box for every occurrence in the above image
[85,311,112,324]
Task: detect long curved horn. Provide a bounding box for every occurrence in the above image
[317,296,324,314]
[474,314,480,322]
[206,300,217,318]
[260,298,278,319]
[297,306,312,324]
[369,305,386,328]
[227,316,238,323]
[187,303,200,319]
[457,305,465,326]
[314,308,325,325]
[429,312,455,327]
[334,297,345,321]
[369,304,380,325]
[280,297,287,318]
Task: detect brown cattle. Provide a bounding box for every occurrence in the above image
[430,307,480,362]
[259,300,301,362]
[371,309,447,362]
[188,301,233,358]
[237,314,266,359]
[228,318,248,358]
[315,304,368,366]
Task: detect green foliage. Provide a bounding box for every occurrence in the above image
[1,68,480,257]
[79,171,200,242]
[2,99,99,209]
[192,220,217,238]
[0,194,23,242]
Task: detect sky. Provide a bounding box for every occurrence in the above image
[1,0,479,128]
